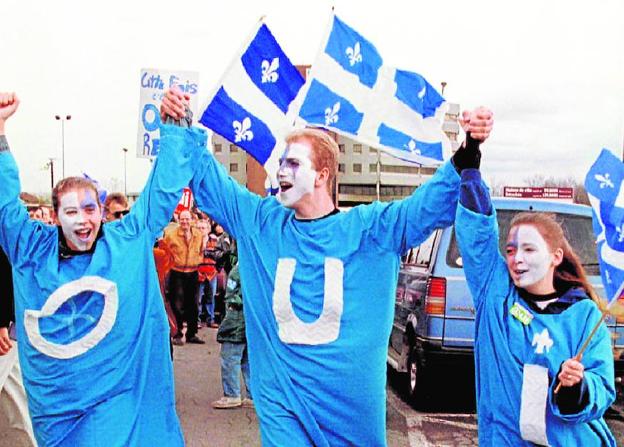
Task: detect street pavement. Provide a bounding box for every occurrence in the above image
[2,326,624,446]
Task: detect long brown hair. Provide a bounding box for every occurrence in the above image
[509,212,599,303]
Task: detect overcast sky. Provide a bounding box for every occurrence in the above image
[2,0,623,195]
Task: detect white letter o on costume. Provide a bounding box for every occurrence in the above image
[24,276,118,359]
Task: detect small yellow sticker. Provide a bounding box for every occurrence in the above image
[510,302,533,326]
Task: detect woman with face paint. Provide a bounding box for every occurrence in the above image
[0,92,204,446]
[454,164,616,445]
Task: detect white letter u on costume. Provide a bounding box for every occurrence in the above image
[272,258,344,345]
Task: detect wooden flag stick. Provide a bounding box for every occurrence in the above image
[554,311,608,394]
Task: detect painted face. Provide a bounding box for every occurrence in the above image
[505,225,554,291]
[57,188,102,251]
[277,142,317,208]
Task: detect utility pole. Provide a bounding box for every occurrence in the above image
[122,147,128,196]
[55,114,72,178]
[46,158,56,191]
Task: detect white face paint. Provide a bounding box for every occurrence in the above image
[277,142,317,208]
[57,189,102,251]
[505,225,554,291]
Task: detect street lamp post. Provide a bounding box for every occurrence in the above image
[55,114,72,178]
[122,147,129,196]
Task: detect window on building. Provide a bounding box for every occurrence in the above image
[353,163,362,173]
[230,145,238,153]
[353,144,362,153]
[214,144,222,153]
[369,163,378,172]
[370,147,377,154]
[338,163,345,173]
[230,163,238,172]
[339,144,345,153]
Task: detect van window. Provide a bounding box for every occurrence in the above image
[446,210,599,276]
[404,231,439,267]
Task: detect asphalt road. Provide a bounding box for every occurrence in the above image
[2,327,623,446]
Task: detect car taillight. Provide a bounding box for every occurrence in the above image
[425,277,446,315]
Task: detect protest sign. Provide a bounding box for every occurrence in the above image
[137,68,199,158]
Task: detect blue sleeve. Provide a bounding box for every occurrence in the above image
[0,150,52,265]
[115,125,207,239]
[460,169,492,215]
[550,309,616,423]
[187,131,263,241]
[454,174,509,309]
[362,160,461,254]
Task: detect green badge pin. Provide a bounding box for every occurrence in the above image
[510,302,533,326]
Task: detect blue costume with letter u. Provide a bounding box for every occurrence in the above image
[455,169,615,446]
[162,124,463,446]
[0,126,206,446]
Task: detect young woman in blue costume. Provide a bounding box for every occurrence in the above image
[454,146,616,446]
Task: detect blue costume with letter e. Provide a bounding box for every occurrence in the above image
[165,124,462,446]
[0,126,206,446]
[455,169,615,446]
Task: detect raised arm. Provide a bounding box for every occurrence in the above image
[160,88,263,240]
[0,93,48,264]
[117,108,207,239]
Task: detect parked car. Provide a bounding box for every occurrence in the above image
[387,197,624,406]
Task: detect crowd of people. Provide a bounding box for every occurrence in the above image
[0,86,617,447]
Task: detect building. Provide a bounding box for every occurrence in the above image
[210,102,461,206]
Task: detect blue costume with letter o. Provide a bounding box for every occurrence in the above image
[0,126,206,446]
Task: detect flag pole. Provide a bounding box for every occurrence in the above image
[554,311,608,394]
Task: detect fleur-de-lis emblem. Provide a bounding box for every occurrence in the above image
[616,225,624,243]
[261,57,279,83]
[532,328,554,354]
[233,117,254,143]
[595,173,614,189]
[345,42,362,66]
[406,140,421,155]
[418,86,426,99]
[324,102,340,126]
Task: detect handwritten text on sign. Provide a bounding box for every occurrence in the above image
[136,69,199,158]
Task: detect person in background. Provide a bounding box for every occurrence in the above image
[104,192,130,222]
[164,209,205,345]
[196,218,217,328]
[0,248,36,446]
[212,260,252,409]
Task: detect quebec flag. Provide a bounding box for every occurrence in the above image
[585,148,624,303]
[200,21,305,184]
[293,14,449,166]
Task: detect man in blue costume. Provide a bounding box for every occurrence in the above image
[454,147,615,444]
[162,88,493,446]
[0,92,205,446]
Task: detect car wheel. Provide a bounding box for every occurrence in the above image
[406,347,430,408]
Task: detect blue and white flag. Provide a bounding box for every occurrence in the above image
[199,21,305,185]
[293,14,449,166]
[585,148,624,303]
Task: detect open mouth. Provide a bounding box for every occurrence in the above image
[74,228,92,241]
[279,181,293,193]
